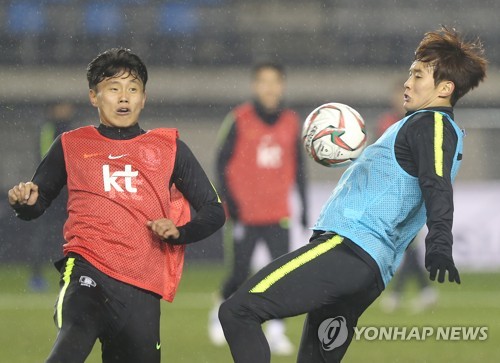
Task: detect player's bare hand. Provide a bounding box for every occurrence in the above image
[8,182,39,206]
[147,218,180,240]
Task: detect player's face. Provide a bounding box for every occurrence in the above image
[252,68,285,112]
[403,61,453,112]
[89,72,146,128]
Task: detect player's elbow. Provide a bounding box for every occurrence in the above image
[212,202,227,231]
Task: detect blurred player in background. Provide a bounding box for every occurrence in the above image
[28,102,75,291]
[218,27,487,362]
[208,61,308,355]
[376,79,407,137]
[377,82,438,313]
[8,48,225,363]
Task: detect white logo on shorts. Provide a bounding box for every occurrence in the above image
[79,276,97,288]
[318,316,348,351]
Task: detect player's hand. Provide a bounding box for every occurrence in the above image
[425,253,461,284]
[8,182,39,206]
[147,218,180,240]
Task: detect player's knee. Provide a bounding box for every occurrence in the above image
[221,280,238,300]
[218,298,236,329]
[219,295,257,331]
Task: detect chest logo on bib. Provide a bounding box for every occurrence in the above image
[256,135,283,169]
[103,164,139,193]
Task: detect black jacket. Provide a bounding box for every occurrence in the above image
[12,123,225,245]
[395,107,459,259]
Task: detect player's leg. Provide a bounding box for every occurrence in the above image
[263,222,290,261]
[219,233,382,363]
[297,288,381,362]
[404,246,437,312]
[210,224,260,345]
[28,217,49,291]
[262,223,294,355]
[381,238,417,312]
[101,285,161,363]
[380,253,407,312]
[221,224,259,299]
[405,247,428,289]
[46,256,104,363]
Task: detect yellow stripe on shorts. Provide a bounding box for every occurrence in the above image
[434,113,444,177]
[250,235,343,293]
[56,257,75,329]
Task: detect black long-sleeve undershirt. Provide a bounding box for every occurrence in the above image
[13,123,225,245]
[394,107,459,259]
[216,101,308,224]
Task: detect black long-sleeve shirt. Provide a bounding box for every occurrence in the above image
[13,123,225,245]
[394,107,459,258]
[216,100,308,224]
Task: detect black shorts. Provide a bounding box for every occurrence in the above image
[219,232,384,363]
[46,254,161,363]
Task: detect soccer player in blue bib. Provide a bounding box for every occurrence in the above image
[219,27,487,363]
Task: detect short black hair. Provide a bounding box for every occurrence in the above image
[252,61,286,79]
[415,27,487,105]
[87,48,148,91]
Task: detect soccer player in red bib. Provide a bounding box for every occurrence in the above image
[8,48,225,363]
[208,62,308,354]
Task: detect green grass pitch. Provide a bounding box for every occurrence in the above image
[1,263,499,362]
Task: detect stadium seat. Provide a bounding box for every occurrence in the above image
[158,3,200,36]
[84,2,123,36]
[7,1,45,35]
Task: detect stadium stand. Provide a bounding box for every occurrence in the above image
[0,0,498,66]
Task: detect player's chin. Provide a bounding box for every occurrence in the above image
[403,102,416,113]
[108,115,140,128]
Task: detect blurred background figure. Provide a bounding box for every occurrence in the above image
[375,79,407,137]
[208,61,308,355]
[377,80,438,313]
[27,102,74,291]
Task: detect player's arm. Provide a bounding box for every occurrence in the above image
[406,112,460,284]
[149,139,225,244]
[8,135,67,220]
[295,126,309,228]
[215,112,239,220]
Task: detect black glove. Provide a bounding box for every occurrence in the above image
[425,253,460,284]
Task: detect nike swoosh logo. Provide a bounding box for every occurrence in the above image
[156,342,161,350]
[108,154,128,160]
[83,153,100,159]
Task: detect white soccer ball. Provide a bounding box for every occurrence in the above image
[302,102,367,167]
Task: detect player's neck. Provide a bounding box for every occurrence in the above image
[97,123,143,140]
[253,99,282,125]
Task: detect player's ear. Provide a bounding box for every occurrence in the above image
[141,91,147,109]
[89,89,98,108]
[438,80,455,99]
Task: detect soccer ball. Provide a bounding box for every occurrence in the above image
[302,103,367,167]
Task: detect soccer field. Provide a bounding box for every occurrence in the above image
[1,263,499,363]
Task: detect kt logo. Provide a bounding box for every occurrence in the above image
[102,164,138,193]
[317,316,348,351]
